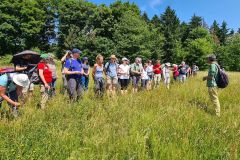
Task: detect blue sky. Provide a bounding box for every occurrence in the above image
[88,0,240,31]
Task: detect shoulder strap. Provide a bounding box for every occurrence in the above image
[6,73,12,88]
[106,61,110,72]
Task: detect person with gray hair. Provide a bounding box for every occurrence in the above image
[130,57,143,93]
[179,61,188,83]
[203,54,221,117]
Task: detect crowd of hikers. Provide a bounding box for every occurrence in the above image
[0,48,228,118]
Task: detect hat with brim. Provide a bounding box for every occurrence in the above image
[207,54,217,61]
[165,63,171,67]
[13,74,30,88]
[83,57,88,61]
[110,55,117,59]
[122,57,129,62]
[72,48,82,54]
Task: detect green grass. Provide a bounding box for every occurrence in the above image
[0,61,239,159]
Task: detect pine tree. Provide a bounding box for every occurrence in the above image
[210,20,221,44]
[219,21,229,45]
[189,14,203,30]
[142,12,150,23]
[150,15,161,28]
[160,6,181,63]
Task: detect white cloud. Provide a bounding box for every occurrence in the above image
[150,0,163,9]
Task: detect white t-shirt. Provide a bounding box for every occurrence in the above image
[163,67,170,78]
[146,65,153,75]
[141,69,149,80]
[119,64,130,79]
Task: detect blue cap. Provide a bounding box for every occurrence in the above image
[83,57,88,61]
[72,48,82,54]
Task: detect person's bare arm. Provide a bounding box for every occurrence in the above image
[92,65,97,80]
[39,69,50,89]
[15,66,27,72]
[0,87,20,107]
[61,52,69,63]
[63,67,80,75]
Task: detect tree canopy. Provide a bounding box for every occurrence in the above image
[0,0,239,70]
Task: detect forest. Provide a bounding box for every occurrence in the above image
[0,0,240,70]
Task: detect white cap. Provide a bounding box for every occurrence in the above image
[122,57,129,61]
[13,74,30,87]
[165,62,171,67]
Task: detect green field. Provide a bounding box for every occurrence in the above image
[0,64,239,159]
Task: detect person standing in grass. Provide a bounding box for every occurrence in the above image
[163,63,171,89]
[61,50,73,94]
[141,63,149,91]
[104,55,119,98]
[146,60,153,90]
[81,57,90,91]
[63,49,83,102]
[48,53,57,97]
[38,54,52,109]
[118,57,130,95]
[179,61,188,83]
[172,64,179,81]
[203,54,221,117]
[130,57,143,93]
[92,54,105,98]
[192,64,199,76]
[153,60,162,88]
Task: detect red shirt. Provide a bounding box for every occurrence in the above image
[37,62,52,83]
[153,64,162,74]
[173,66,179,77]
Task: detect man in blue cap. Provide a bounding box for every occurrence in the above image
[63,48,83,101]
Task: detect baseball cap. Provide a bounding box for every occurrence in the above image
[72,48,82,54]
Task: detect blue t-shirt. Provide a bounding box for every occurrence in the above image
[0,74,16,93]
[82,64,90,75]
[105,62,118,78]
[64,58,82,79]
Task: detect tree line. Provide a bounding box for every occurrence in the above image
[1,0,240,70]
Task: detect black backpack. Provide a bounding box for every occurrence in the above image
[215,64,229,89]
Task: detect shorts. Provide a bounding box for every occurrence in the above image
[119,79,129,90]
[106,76,118,85]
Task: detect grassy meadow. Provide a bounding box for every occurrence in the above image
[0,60,239,160]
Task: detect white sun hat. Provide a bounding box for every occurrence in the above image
[122,57,129,62]
[12,74,30,88]
[165,62,171,67]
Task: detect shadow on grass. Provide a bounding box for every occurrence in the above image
[188,98,216,116]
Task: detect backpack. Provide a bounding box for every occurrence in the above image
[215,64,229,89]
[105,61,118,75]
[30,64,48,85]
[0,68,15,76]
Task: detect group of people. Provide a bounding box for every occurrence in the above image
[0,48,222,118]
[61,50,198,99]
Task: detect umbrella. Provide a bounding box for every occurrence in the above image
[11,50,41,65]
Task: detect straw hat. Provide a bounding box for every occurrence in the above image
[12,74,30,88]
[110,54,117,59]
